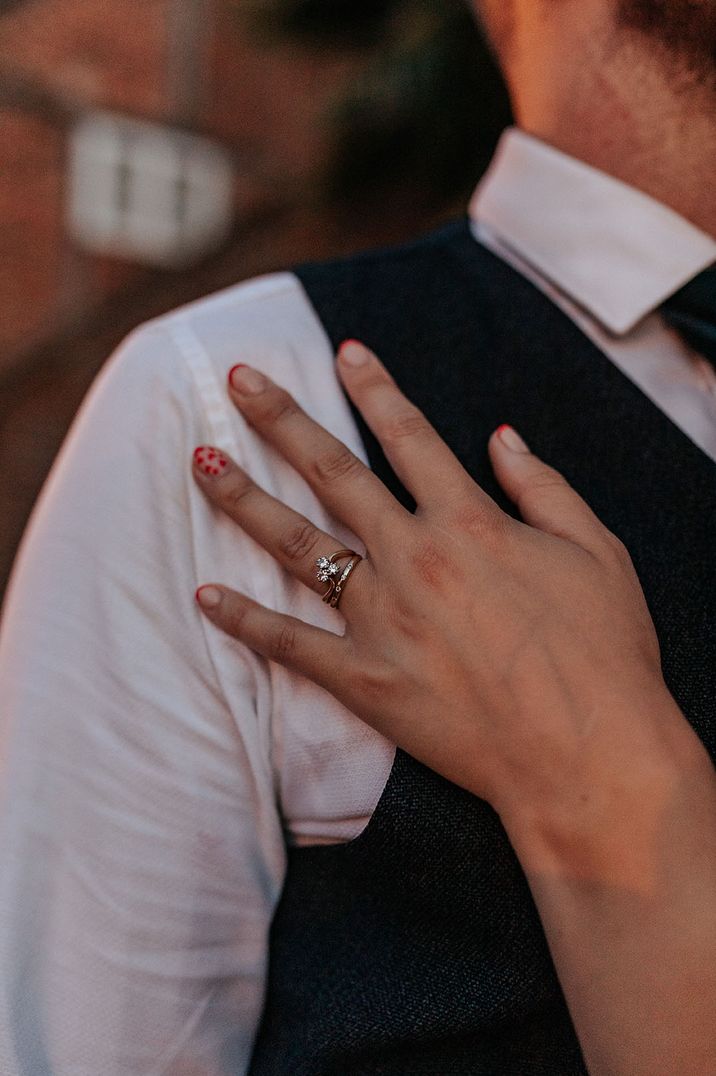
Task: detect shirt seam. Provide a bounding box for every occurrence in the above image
[164,313,283,804]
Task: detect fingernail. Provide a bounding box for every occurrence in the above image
[339,340,371,367]
[193,445,230,477]
[229,364,268,395]
[196,585,223,610]
[497,424,530,453]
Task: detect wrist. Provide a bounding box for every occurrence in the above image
[498,693,713,889]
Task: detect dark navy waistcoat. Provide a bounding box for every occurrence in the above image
[247,220,716,1075]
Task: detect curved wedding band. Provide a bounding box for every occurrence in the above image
[315,549,363,609]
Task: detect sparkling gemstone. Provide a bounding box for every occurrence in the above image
[316,556,341,583]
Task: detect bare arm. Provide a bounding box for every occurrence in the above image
[502,697,716,1076]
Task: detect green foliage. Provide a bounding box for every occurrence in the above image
[250,0,512,210]
[252,0,395,48]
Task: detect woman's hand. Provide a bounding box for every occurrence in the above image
[191,340,716,1076]
[191,340,695,845]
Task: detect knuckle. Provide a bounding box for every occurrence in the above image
[311,446,363,485]
[410,539,453,589]
[259,389,299,425]
[225,471,256,510]
[450,499,504,543]
[270,621,298,664]
[481,508,512,551]
[524,468,567,496]
[516,470,566,513]
[448,491,511,549]
[381,408,430,445]
[279,520,321,562]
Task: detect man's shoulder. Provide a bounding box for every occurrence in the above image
[116,217,476,373]
[103,272,315,405]
[138,270,306,348]
[295,217,474,290]
[144,216,474,338]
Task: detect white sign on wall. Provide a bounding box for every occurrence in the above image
[67,110,235,268]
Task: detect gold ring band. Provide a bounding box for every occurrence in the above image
[316,549,363,607]
[328,557,361,608]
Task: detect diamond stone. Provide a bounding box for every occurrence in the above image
[316,556,341,583]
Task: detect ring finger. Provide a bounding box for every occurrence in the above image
[192,445,369,605]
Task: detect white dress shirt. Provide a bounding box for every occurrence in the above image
[1,127,715,1075]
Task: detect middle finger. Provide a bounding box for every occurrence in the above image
[226,363,406,540]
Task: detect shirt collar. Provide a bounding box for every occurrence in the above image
[469,127,716,335]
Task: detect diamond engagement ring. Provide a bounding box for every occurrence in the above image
[315,549,363,608]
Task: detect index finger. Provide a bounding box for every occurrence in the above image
[226,363,407,540]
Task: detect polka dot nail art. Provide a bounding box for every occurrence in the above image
[193,445,229,477]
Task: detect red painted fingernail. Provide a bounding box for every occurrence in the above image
[496,425,530,453]
[229,364,268,394]
[196,585,223,609]
[338,340,370,367]
[193,445,230,477]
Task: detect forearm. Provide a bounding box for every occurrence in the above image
[501,701,716,1076]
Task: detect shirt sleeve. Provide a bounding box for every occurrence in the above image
[0,321,286,1076]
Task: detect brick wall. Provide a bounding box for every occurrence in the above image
[0,109,66,361]
[0,0,456,597]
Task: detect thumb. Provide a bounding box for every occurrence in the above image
[488,425,606,550]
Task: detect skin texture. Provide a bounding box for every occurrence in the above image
[472,0,716,237]
[196,348,681,823]
[192,342,716,1075]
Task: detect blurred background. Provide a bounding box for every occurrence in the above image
[0,0,511,598]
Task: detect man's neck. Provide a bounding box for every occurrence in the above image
[511,30,716,238]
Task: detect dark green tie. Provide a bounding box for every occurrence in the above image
[661,264,716,371]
